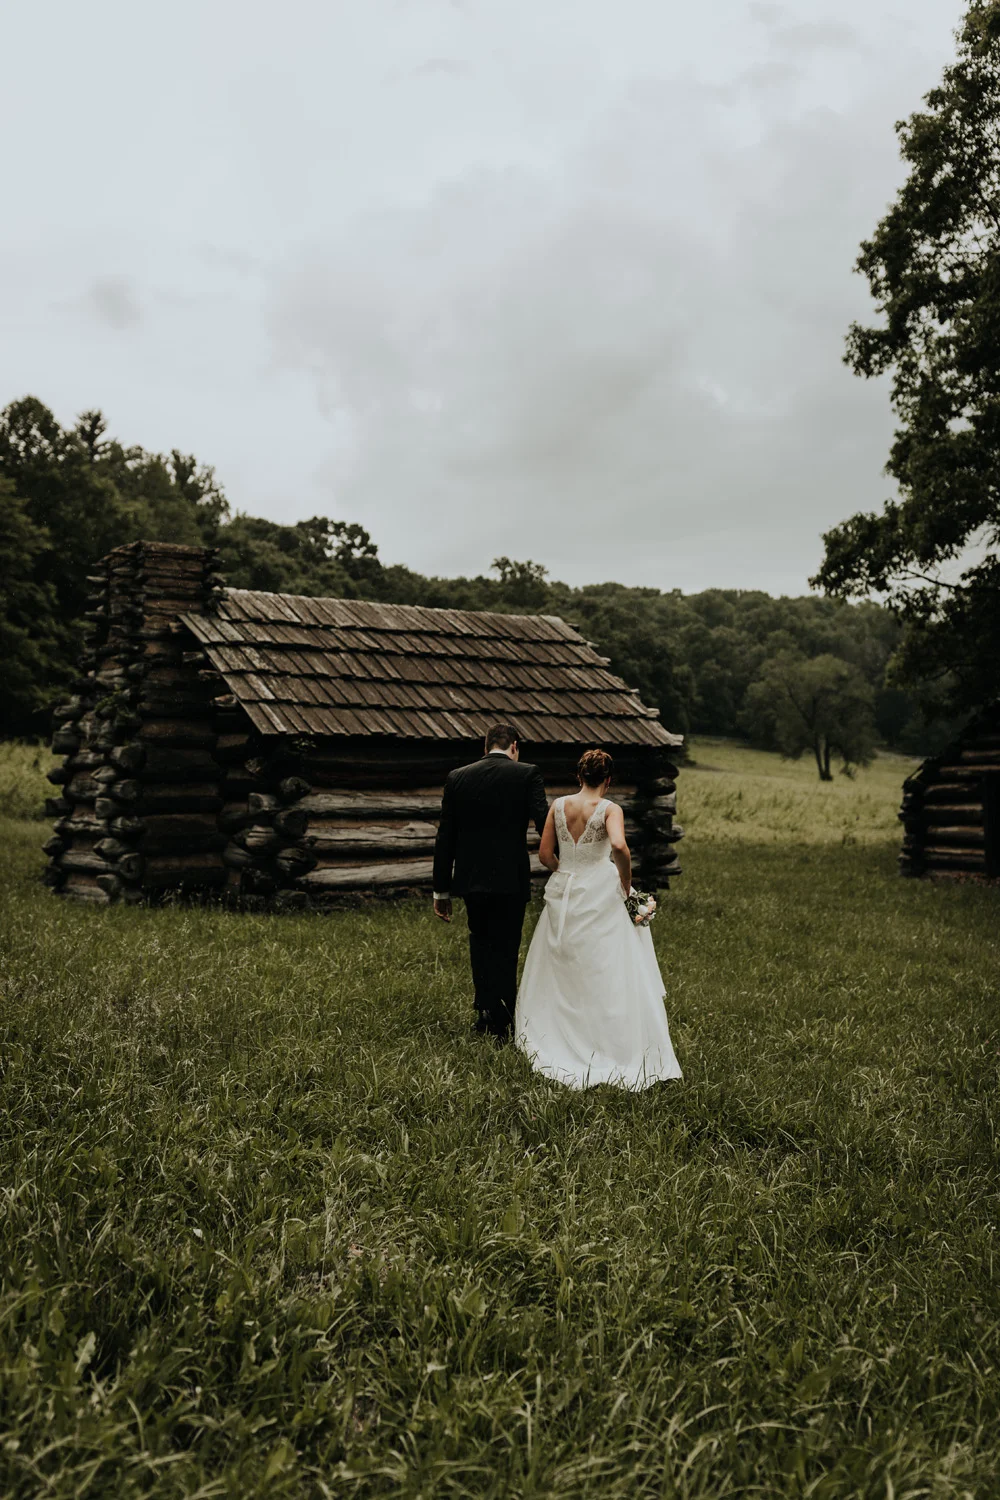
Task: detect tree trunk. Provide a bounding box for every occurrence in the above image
[815,739,833,781]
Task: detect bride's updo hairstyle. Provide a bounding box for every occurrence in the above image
[577,748,614,788]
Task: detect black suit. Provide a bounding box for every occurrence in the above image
[433,753,549,1037]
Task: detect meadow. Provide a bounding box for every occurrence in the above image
[1,743,999,1498]
[0,740,58,821]
[679,740,915,846]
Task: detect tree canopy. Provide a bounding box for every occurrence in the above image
[741,654,877,781]
[0,395,953,753]
[0,398,229,734]
[0,479,66,736]
[813,2,1000,715]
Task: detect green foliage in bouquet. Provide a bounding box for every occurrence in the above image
[624,889,657,927]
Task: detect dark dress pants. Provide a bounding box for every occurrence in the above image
[463,893,527,1038]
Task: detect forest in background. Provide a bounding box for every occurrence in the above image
[0,395,955,758]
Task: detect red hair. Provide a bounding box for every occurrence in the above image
[577,748,614,787]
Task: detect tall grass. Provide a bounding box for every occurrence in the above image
[0,740,57,820]
[681,739,917,845]
[1,748,998,1497]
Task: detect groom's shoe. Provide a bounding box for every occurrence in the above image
[472,1014,491,1036]
[488,1012,514,1045]
[493,1006,514,1045]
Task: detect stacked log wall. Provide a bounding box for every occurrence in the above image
[212,738,682,909]
[44,542,227,904]
[899,713,1000,882]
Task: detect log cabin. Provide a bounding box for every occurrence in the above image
[899,705,1000,882]
[44,540,685,908]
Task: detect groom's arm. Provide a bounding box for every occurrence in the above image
[527,765,548,836]
[432,773,458,918]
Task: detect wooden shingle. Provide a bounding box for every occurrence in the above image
[182,589,682,748]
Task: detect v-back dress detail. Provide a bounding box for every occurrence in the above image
[514,798,682,1090]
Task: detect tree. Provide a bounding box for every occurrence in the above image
[741,653,877,780]
[166,450,229,542]
[0,397,137,627]
[215,515,383,597]
[491,557,550,610]
[813,2,1000,713]
[565,585,693,737]
[293,518,382,585]
[0,396,232,732]
[0,481,66,736]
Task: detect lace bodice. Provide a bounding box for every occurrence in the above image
[554,797,612,868]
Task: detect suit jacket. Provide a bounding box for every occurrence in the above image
[433,754,549,902]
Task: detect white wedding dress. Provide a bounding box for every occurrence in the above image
[514,797,682,1090]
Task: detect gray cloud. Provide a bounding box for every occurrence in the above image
[772,21,864,54]
[750,5,863,54]
[0,0,966,595]
[413,57,471,77]
[196,243,266,276]
[89,275,142,330]
[267,44,929,591]
[749,3,785,22]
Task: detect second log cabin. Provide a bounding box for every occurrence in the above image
[899,706,1000,883]
[44,540,685,907]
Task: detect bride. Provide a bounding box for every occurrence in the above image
[515,748,682,1090]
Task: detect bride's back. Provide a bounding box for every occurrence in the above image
[561,790,608,844]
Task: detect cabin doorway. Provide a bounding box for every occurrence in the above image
[985,775,1000,880]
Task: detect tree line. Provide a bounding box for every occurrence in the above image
[0,395,956,774]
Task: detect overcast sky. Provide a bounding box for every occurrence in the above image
[2,0,965,594]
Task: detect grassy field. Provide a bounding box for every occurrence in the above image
[0,740,57,821]
[681,739,917,845]
[1,745,999,1498]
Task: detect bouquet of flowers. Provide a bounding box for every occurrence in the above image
[623,887,657,927]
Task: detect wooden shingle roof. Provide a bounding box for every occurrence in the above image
[182,589,680,748]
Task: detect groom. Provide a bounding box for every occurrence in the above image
[432,722,549,1041]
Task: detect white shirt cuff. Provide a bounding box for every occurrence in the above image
[433,891,451,900]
